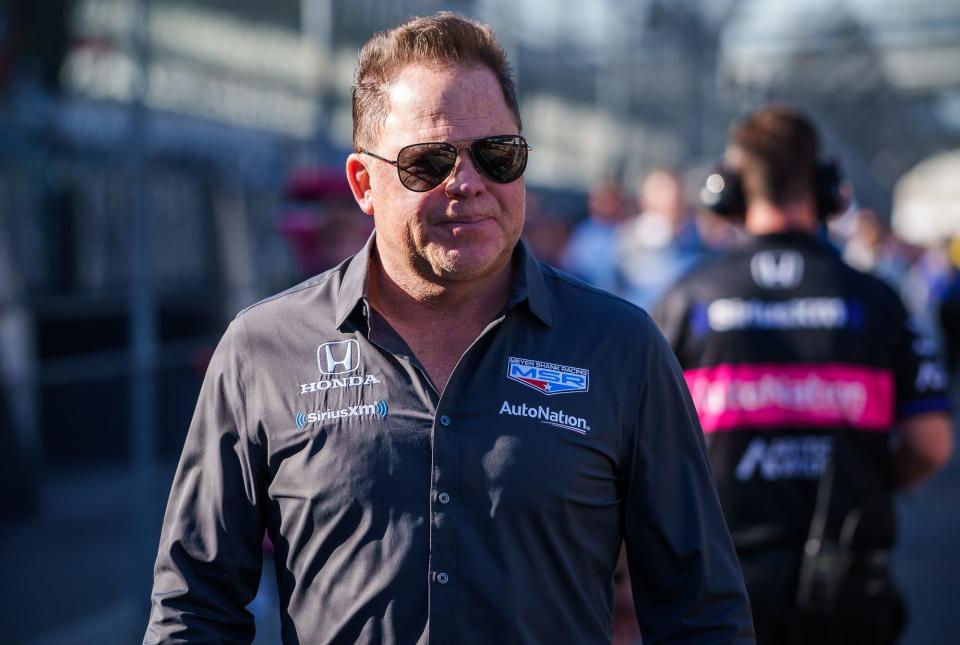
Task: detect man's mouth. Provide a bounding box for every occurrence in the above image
[439,214,492,225]
[436,215,493,232]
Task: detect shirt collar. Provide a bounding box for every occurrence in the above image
[745,229,835,253]
[335,232,375,329]
[335,233,552,330]
[511,238,553,327]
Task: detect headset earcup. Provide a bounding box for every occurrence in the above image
[700,168,746,219]
[815,160,845,220]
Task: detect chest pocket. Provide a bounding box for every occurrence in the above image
[455,393,619,517]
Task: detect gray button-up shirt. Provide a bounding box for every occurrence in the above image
[145,236,753,644]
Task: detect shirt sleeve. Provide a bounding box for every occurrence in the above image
[144,318,267,644]
[619,315,754,643]
[893,306,952,419]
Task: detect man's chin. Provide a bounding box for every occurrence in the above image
[428,245,510,282]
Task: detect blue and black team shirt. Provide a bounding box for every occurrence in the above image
[654,231,951,554]
[144,235,754,645]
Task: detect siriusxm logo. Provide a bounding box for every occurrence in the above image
[707,297,849,332]
[507,356,589,395]
[499,400,590,435]
[296,399,389,429]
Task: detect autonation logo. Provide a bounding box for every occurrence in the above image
[498,400,590,435]
[296,399,389,429]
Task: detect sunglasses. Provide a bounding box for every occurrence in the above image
[359,135,531,192]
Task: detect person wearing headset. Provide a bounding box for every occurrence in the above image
[654,104,953,644]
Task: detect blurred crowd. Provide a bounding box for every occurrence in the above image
[531,171,960,373]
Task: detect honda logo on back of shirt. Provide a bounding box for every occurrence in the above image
[318,339,360,374]
[750,250,804,290]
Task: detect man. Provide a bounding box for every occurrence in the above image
[561,178,628,291]
[617,167,707,310]
[940,236,960,377]
[654,105,954,644]
[145,13,752,644]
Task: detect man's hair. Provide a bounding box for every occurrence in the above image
[351,12,521,152]
[729,104,820,207]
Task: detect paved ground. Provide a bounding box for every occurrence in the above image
[2,431,958,644]
[0,460,284,645]
[893,442,960,645]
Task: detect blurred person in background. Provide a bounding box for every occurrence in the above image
[0,231,35,524]
[899,236,954,343]
[0,371,33,524]
[839,207,918,298]
[611,547,643,645]
[837,208,954,347]
[518,189,572,267]
[278,167,374,279]
[144,12,753,644]
[560,177,628,291]
[939,236,960,380]
[696,204,746,251]
[654,104,953,644]
[617,167,708,310]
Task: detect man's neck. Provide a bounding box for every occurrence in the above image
[369,253,513,323]
[367,251,514,392]
[744,198,818,236]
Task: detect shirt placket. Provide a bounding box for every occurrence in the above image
[426,313,509,645]
[426,407,458,645]
[363,305,455,642]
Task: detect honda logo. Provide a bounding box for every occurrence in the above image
[317,339,360,374]
[750,250,804,289]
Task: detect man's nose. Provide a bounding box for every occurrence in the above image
[444,148,485,197]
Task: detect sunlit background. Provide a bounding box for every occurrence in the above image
[1,1,959,643]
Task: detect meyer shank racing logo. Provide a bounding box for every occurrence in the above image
[299,339,381,395]
[506,356,589,395]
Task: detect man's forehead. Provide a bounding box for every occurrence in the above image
[378,64,516,147]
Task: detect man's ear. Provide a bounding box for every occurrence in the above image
[346,154,375,217]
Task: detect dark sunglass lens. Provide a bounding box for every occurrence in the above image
[473,136,527,183]
[396,143,457,191]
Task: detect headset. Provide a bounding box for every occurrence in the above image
[700,159,846,221]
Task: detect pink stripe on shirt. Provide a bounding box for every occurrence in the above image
[683,363,894,433]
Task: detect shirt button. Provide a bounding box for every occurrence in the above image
[439,415,451,427]
[438,492,451,504]
[436,572,449,584]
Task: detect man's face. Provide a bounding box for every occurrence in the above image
[357,64,525,286]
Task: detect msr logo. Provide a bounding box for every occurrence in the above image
[507,356,589,395]
[318,339,360,374]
